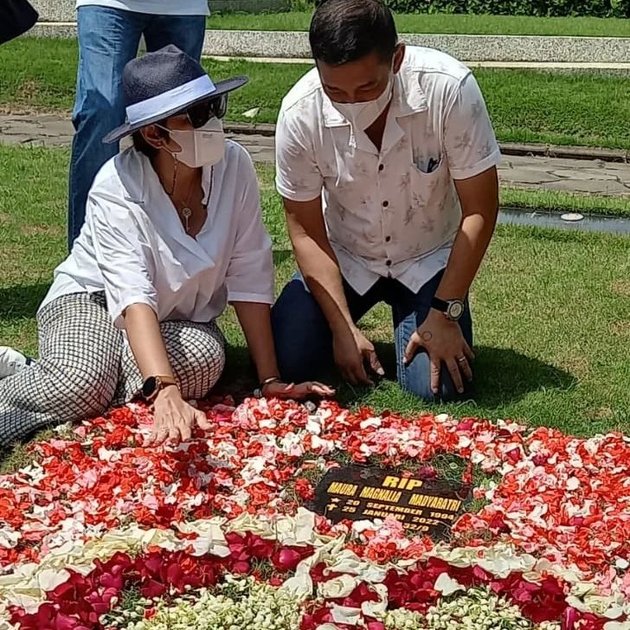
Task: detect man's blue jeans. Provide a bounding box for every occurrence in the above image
[271,271,474,401]
[68,6,206,247]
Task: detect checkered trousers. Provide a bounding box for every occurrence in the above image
[0,292,225,450]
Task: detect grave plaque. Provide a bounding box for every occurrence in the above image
[312,465,468,538]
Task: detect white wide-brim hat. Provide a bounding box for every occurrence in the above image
[103,44,247,144]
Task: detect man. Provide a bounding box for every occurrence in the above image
[67,0,209,246]
[271,0,501,401]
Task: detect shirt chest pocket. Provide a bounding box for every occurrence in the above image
[408,156,452,213]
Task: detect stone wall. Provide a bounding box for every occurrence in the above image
[30,0,70,21]
[202,30,630,64]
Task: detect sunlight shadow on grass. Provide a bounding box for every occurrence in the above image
[0,282,50,321]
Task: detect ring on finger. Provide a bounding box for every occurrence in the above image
[457,356,467,364]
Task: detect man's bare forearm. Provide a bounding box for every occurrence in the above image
[436,167,499,300]
[435,213,496,300]
[292,231,355,337]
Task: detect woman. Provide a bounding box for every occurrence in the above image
[0,45,332,451]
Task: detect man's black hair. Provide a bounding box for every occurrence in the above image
[310,0,398,66]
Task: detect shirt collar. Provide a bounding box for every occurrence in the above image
[390,67,428,118]
[122,149,213,206]
[321,92,347,128]
[119,148,215,262]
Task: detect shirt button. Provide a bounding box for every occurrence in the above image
[382,200,389,208]
[386,259,392,267]
[385,236,391,242]
[378,164,384,171]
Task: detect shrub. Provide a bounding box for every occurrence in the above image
[300,0,630,17]
[384,0,630,16]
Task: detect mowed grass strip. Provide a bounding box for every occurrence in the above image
[207,11,630,38]
[1,38,630,150]
[0,146,628,451]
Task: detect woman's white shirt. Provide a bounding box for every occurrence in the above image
[41,141,274,328]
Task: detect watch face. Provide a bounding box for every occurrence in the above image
[447,301,465,321]
[142,376,158,400]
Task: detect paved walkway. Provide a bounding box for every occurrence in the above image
[1,113,630,197]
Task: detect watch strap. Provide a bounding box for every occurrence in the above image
[142,375,178,402]
[431,297,449,313]
[156,375,177,387]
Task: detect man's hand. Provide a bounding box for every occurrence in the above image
[404,309,474,395]
[333,326,384,386]
[148,386,212,446]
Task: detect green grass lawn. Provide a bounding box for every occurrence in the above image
[1,38,630,150]
[207,11,630,38]
[1,145,628,452]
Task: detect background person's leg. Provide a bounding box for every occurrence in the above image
[143,14,206,59]
[114,320,226,404]
[271,276,382,384]
[0,293,123,450]
[68,6,144,247]
[392,273,474,402]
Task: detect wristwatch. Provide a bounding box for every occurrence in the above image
[142,375,178,402]
[431,297,465,322]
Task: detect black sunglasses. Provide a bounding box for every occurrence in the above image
[185,95,228,128]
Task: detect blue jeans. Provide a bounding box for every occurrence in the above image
[271,271,474,401]
[68,6,206,247]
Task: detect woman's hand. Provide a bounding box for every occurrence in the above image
[147,385,212,446]
[262,380,335,400]
[233,302,335,402]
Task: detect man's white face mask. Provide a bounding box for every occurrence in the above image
[162,117,225,168]
[331,74,394,131]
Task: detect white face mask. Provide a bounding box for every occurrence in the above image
[332,75,394,131]
[165,117,225,168]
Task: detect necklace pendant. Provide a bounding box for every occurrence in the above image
[182,207,192,233]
